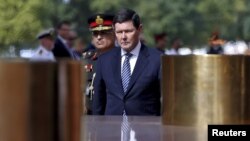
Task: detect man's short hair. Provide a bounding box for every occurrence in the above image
[113,8,141,29]
[56,20,71,30]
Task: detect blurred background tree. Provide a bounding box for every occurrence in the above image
[89,0,250,46]
[0,0,42,50]
[1,0,250,54]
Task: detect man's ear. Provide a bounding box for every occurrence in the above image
[138,24,143,32]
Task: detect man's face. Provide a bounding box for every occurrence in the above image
[91,29,115,51]
[159,36,167,49]
[58,24,71,39]
[41,37,55,50]
[114,21,141,52]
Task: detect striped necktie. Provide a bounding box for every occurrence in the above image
[121,112,131,141]
[122,53,132,93]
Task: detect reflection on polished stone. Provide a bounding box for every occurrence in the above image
[161,55,250,127]
[82,116,207,141]
[0,59,83,141]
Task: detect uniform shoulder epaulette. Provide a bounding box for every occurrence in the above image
[82,50,96,59]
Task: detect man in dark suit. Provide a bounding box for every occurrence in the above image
[93,8,162,116]
[52,20,75,59]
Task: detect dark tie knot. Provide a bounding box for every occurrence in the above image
[125,53,132,58]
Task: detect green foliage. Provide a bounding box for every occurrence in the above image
[0,0,77,50]
[0,0,42,48]
[1,0,250,51]
[89,0,250,47]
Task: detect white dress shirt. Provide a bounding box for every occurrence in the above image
[58,35,75,58]
[121,41,141,74]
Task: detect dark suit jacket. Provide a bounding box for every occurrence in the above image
[52,38,73,58]
[93,44,161,116]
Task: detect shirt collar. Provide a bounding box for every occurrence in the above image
[121,41,141,57]
[58,35,68,44]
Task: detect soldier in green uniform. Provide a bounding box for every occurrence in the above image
[83,13,116,115]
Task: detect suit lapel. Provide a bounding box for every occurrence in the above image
[111,48,125,98]
[125,44,149,95]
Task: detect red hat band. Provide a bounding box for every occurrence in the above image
[90,20,113,28]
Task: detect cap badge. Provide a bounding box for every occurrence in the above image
[95,16,103,25]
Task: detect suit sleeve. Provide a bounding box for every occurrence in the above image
[92,58,107,115]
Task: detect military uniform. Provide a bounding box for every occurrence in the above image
[31,45,55,61]
[30,28,55,61]
[83,49,98,115]
[84,13,115,115]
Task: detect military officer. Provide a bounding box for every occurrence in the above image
[30,28,56,61]
[83,13,116,115]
